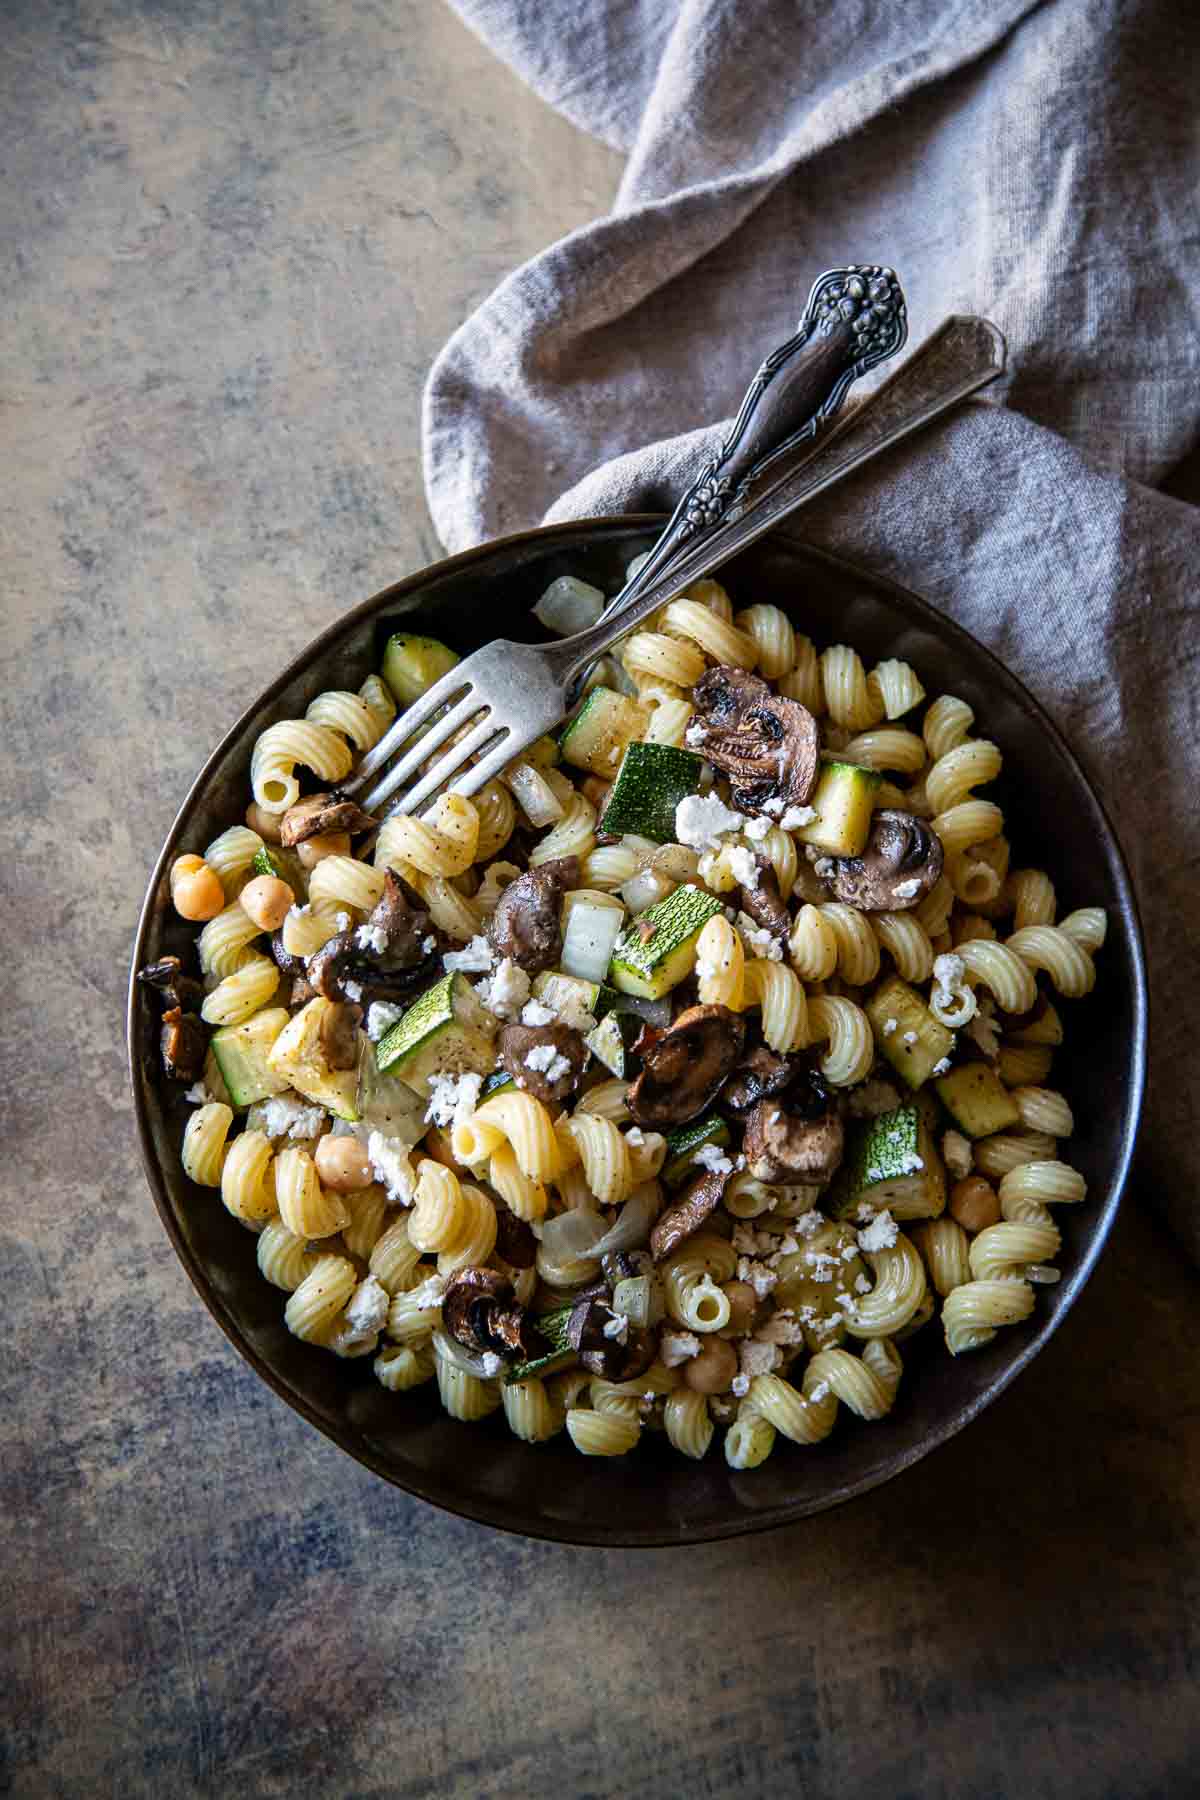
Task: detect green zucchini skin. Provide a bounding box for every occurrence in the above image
[662,1114,732,1186]
[609,883,725,999]
[599,742,705,842]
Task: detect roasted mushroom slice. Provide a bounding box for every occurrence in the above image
[649,1168,729,1262]
[567,1295,656,1380]
[442,1267,542,1361]
[486,855,579,974]
[688,665,819,813]
[279,791,377,845]
[627,1003,746,1129]
[137,954,205,1015]
[737,864,791,942]
[160,1006,206,1083]
[824,810,943,912]
[498,1021,587,1104]
[742,1076,844,1185]
[493,1206,537,1270]
[719,1043,800,1115]
[307,871,439,1005]
[318,1001,362,1070]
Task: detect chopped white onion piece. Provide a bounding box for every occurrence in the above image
[506,762,566,828]
[560,890,626,984]
[533,575,606,637]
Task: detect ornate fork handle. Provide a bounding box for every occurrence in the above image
[594,264,907,627]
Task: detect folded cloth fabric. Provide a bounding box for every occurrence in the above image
[424,0,1200,1256]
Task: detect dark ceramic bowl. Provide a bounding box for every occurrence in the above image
[128,520,1147,1545]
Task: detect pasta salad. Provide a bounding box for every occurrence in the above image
[140,572,1106,1470]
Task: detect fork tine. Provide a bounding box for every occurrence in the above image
[348,665,475,791]
[356,690,486,811]
[372,714,512,819]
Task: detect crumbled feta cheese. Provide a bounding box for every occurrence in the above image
[762,796,785,817]
[479,1352,503,1379]
[840,1242,860,1261]
[931,951,977,1025]
[521,999,556,1027]
[857,1209,900,1253]
[882,1017,898,1037]
[755,1312,806,1347]
[602,1312,629,1344]
[694,1142,735,1176]
[931,1055,952,1076]
[855,1273,872,1293]
[523,1043,572,1083]
[254,1094,329,1141]
[813,857,836,878]
[335,911,351,932]
[743,814,773,841]
[892,877,922,901]
[792,1210,825,1239]
[674,792,750,850]
[443,934,494,974]
[341,1275,389,1342]
[942,1129,973,1181]
[845,1078,903,1119]
[624,1126,645,1147]
[725,845,760,889]
[184,1080,212,1105]
[366,1000,404,1042]
[424,1070,483,1129]
[367,1131,417,1204]
[806,1252,838,1284]
[422,935,437,955]
[778,804,817,830]
[342,979,363,1003]
[738,1339,782,1380]
[355,923,388,955]
[695,946,722,985]
[408,1272,448,1311]
[660,1329,703,1366]
[731,1373,751,1397]
[736,1256,778,1299]
[476,957,531,1021]
[735,912,784,961]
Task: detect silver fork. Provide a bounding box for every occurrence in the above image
[347,277,1005,819]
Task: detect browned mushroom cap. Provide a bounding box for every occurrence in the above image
[627,1004,746,1129]
[138,955,206,1015]
[443,1267,511,1349]
[160,1006,206,1082]
[737,864,791,941]
[318,1001,362,1071]
[719,1044,799,1115]
[581,1325,656,1382]
[649,1168,729,1262]
[742,1075,844,1184]
[486,856,579,974]
[279,791,377,846]
[493,1206,537,1269]
[688,666,819,813]
[498,1021,587,1104]
[306,873,438,1005]
[824,810,943,912]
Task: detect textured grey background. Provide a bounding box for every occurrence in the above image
[2,3,1198,1796]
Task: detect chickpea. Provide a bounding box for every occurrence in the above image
[296,830,352,869]
[949,1176,1001,1234]
[683,1336,739,1395]
[717,1279,758,1339]
[170,853,224,922]
[239,874,295,931]
[245,801,283,845]
[314,1134,373,1193]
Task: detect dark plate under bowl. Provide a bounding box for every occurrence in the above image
[128,520,1147,1546]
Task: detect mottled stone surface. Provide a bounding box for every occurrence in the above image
[2,3,1198,1796]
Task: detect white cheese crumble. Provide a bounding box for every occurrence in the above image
[355,923,388,954]
[882,1017,898,1036]
[660,1329,703,1366]
[674,792,750,851]
[475,957,531,1021]
[184,1080,212,1105]
[408,1272,448,1311]
[812,857,836,878]
[422,935,437,955]
[792,1209,825,1239]
[443,934,494,974]
[624,1126,645,1147]
[931,951,977,1026]
[735,912,784,961]
[479,1352,503,1379]
[931,1055,952,1076]
[743,814,773,841]
[365,1000,404,1042]
[521,999,556,1027]
[335,911,351,932]
[779,804,817,829]
[736,1256,778,1299]
[424,1070,483,1129]
[694,1142,735,1176]
[725,845,760,890]
[341,1275,389,1342]
[857,1209,899,1253]
[602,1312,629,1344]
[892,878,922,901]
[731,1373,751,1397]
[253,1094,328,1141]
[855,1273,872,1293]
[942,1129,973,1181]
[523,1043,572,1083]
[367,1131,417,1204]
[342,979,363,1003]
[902,1029,917,1046]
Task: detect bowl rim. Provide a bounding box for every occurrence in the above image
[127,515,1149,1547]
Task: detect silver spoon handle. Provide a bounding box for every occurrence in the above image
[550,314,1006,690]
